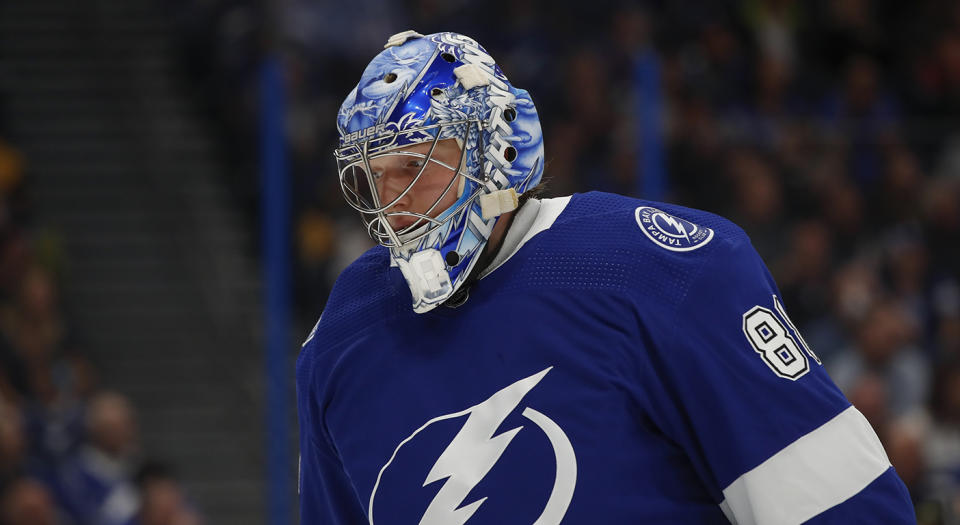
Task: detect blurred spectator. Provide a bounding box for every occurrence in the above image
[829,299,930,418]
[774,219,834,328]
[872,147,924,228]
[0,140,23,203]
[816,174,867,260]
[908,360,960,524]
[886,415,929,503]
[847,372,890,433]
[921,176,960,281]
[7,266,91,471]
[725,149,786,256]
[742,0,801,67]
[0,404,25,480]
[820,54,900,190]
[56,392,140,525]
[3,266,69,401]
[0,403,53,493]
[134,463,202,525]
[0,478,59,525]
[925,361,960,487]
[931,278,960,360]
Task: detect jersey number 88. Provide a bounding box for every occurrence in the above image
[741,296,821,380]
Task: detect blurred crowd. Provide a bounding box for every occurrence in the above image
[0,78,201,525]
[170,0,960,523]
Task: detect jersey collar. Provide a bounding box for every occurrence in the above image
[479,195,572,280]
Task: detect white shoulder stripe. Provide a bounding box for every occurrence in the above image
[719,406,890,525]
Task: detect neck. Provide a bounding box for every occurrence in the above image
[485,209,516,258]
[469,209,517,279]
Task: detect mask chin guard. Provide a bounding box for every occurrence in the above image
[394,249,455,313]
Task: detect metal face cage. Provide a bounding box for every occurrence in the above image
[335,120,486,249]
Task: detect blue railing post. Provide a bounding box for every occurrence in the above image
[260,54,291,525]
[633,49,666,200]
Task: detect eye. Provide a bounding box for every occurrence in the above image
[407,159,426,169]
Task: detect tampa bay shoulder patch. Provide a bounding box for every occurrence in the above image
[634,206,714,252]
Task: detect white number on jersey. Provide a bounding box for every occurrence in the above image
[741,296,819,380]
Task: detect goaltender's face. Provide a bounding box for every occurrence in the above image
[368,139,463,231]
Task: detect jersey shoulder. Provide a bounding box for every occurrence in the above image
[511,191,754,309]
[301,245,408,356]
[297,245,412,407]
[554,191,747,254]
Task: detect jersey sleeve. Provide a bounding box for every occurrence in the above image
[297,342,368,525]
[632,231,915,524]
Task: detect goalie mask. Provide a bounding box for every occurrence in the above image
[335,31,544,313]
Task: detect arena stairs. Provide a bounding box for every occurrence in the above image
[0,1,293,523]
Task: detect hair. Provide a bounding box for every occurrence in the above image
[134,460,176,488]
[518,178,551,207]
[929,358,960,421]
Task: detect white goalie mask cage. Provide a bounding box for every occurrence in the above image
[335,120,485,250]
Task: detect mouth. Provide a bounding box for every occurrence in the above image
[389,214,418,230]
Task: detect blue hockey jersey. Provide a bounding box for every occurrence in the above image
[297,191,915,524]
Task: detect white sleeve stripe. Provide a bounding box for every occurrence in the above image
[719,499,737,524]
[718,406,891,525]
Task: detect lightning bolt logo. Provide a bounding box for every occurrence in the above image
[419,368,549,524]
[369,367,577,525]
[635,206,714,253]
[653,213,694,243]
